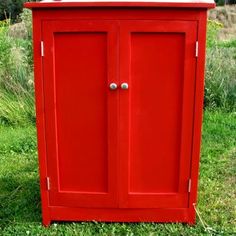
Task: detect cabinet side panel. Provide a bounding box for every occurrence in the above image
[32,10,51,226]
[188,11,208,223]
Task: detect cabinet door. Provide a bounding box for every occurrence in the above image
[119,21,197,208]
[42,20,119,208]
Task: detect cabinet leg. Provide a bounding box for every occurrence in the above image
[187,219,196,225]
[42,216,51,227]
[187,207,196,225]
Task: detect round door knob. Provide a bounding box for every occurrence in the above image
[109,83,118,90]
[121,83,129,90]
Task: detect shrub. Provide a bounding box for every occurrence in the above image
[0,0,24,21]
[215,0,236,5]
[0,0,37,21]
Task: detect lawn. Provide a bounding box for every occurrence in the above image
[0,110,235,236]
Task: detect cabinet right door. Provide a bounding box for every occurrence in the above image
[119,20,197,208]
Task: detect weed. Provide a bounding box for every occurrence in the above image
[207,20,223,48]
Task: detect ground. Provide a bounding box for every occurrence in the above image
[0,110,235,235]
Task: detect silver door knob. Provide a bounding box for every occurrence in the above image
[121,83,129,90]
[109,83,118,90]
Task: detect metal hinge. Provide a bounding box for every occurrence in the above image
[188,179,192,193]
[195,41,199,57]
[46,177,50,190]
[41,41,44,57]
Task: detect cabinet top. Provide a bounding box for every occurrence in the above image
[24,0,215,9]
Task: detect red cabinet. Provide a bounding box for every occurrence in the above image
[25,0,215,226]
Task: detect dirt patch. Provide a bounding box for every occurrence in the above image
[8,22,28,39]
[208,5,236,41]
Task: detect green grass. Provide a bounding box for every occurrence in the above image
[217,39,236,49]
[0,11,35,126]
[0,18,235,126]
[0,110,235,235]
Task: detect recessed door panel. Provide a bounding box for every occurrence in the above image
[119,21,197,208]
[55,32,108,193]
[43,21,119,207]
[130,32,184,193]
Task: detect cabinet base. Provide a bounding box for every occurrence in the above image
[43,206,196,226]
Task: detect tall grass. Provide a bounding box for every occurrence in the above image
[0,9,35,126]
[0,16,235,126]
[205,47,236,111]
[205,20,236,111]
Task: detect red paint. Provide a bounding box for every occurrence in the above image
[25,0,215,9]
[25,0,214,226]
[119,21,197,209]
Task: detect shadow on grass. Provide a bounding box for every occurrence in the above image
[0,161,41,228]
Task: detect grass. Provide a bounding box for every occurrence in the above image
[0,10,35,126]
[205,46,236,111]
[0,17,235,126]
[0,110,235,235]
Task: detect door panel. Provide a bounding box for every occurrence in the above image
[56,32,108,193]
[130,32,184,193]
[42,21,119,207]
[119,21,197,208]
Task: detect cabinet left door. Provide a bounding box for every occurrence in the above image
[42,20,119,208]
